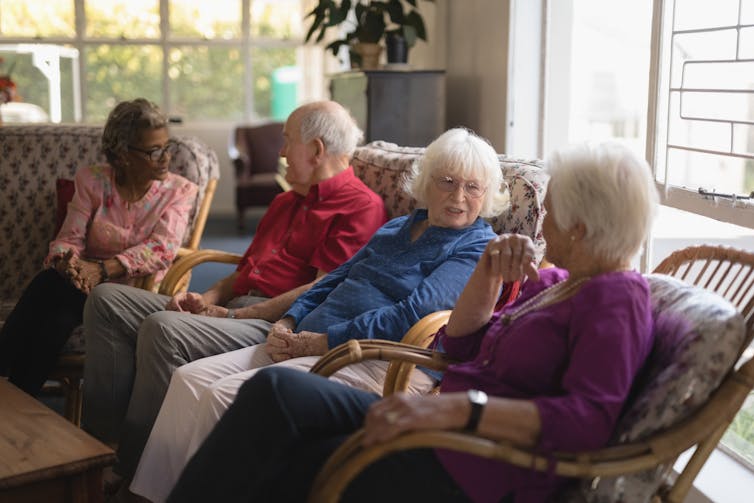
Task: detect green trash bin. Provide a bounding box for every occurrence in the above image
[271,66,300,121]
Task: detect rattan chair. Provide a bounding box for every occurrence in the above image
[47,138,220,425]
[307,245,754,503]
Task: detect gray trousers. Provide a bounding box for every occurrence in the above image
[82,283,270,479]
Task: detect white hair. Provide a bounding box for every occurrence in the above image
[546,142,659,264]
[298,101,364,157]
[403,128,509,218]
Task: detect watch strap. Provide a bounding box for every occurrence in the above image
[464,389,488,432]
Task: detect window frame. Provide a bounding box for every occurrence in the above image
[0,0,314,122]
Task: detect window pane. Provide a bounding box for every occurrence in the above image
[169,0,241,39]
[251,46,300,119]
[250,0,303,38]
[85,45,163,122]
[0,44,79,123]
[659,0,754,200]
[168,46,243,121]
[544,0,652,156]
[0,0,75,37]
[86,0,160,38]
[674,0,740,31]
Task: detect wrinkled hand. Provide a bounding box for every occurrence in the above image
[265,325,328,362]
[362,393,467,447]
[485,234,539,283]
[64,255,104,294]
[51,249,75,276]
[165,292,208,314]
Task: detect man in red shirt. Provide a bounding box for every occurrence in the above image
[82,100,387,486]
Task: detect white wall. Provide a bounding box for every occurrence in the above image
[172,122,236,216]
[443,0,511,151]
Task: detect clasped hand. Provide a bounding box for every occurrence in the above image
[265,320,328,362]
[54,250,104,294]
[165,292,227,317]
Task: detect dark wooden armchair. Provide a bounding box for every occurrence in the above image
[231,122,285,231]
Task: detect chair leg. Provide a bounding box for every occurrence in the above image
[62,377,83,426]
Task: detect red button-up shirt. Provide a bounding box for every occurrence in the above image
[232,167,387,298]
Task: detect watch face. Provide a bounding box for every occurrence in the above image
[468,389,488,405]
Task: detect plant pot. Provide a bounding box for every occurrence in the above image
[385,33,409,64]
[353,42,382,70]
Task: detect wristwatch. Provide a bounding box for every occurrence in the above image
[226,308,236,319]
[464,389,488,432]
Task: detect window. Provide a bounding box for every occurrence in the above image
[648,0,754,469]
[0,0,316,122]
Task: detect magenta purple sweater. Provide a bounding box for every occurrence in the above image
[435,267,654,503]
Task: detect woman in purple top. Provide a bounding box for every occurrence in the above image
[166,142,659,503]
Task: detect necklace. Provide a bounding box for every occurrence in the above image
[500,277,590,325]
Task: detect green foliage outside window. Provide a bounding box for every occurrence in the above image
[168,46,245,122]
[85,45,163,122]
[0,0,303,122]
[724,394,754,465]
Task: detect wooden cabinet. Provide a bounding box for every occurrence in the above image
[329,70,446,147]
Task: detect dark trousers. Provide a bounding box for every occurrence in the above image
[0,268,86,395]
[167,367,472,503]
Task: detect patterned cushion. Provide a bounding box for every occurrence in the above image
[576,274,746,503]
[0,124,219,305]
[351,141,548,264]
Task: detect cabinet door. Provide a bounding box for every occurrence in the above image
[330,71,445,147]
[366,72,445,147]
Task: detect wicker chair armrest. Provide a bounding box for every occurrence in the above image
[158,249,243,296]
[309,355,754,503]
[384,310,451,395]
[310,339,452,379]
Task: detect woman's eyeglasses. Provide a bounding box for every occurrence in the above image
[128,141,176,163]
[433,175,486,198]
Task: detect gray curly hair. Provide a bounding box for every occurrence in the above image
[102,98,168,168]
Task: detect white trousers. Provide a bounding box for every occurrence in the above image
[129,343,436,503]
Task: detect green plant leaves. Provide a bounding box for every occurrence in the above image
[304,0,430,56]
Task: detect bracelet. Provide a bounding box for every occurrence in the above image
[226,308,237,319]
[98,260,110,281]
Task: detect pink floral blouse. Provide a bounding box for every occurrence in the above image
[46,164,198,284]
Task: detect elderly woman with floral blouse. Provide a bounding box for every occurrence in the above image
[0,98,196,397]
[166,141,659,503]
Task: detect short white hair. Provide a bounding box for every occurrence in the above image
[298,101,363,157]
[404,128,509,218]
[546,142,659,264]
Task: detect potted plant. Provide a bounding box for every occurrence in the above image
[305,0,432,69]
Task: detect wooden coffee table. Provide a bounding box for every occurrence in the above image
[0,379,115,502]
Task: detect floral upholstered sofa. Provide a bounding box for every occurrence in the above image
[0,124,220,322]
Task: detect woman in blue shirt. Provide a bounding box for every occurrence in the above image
[129,128,510,503]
